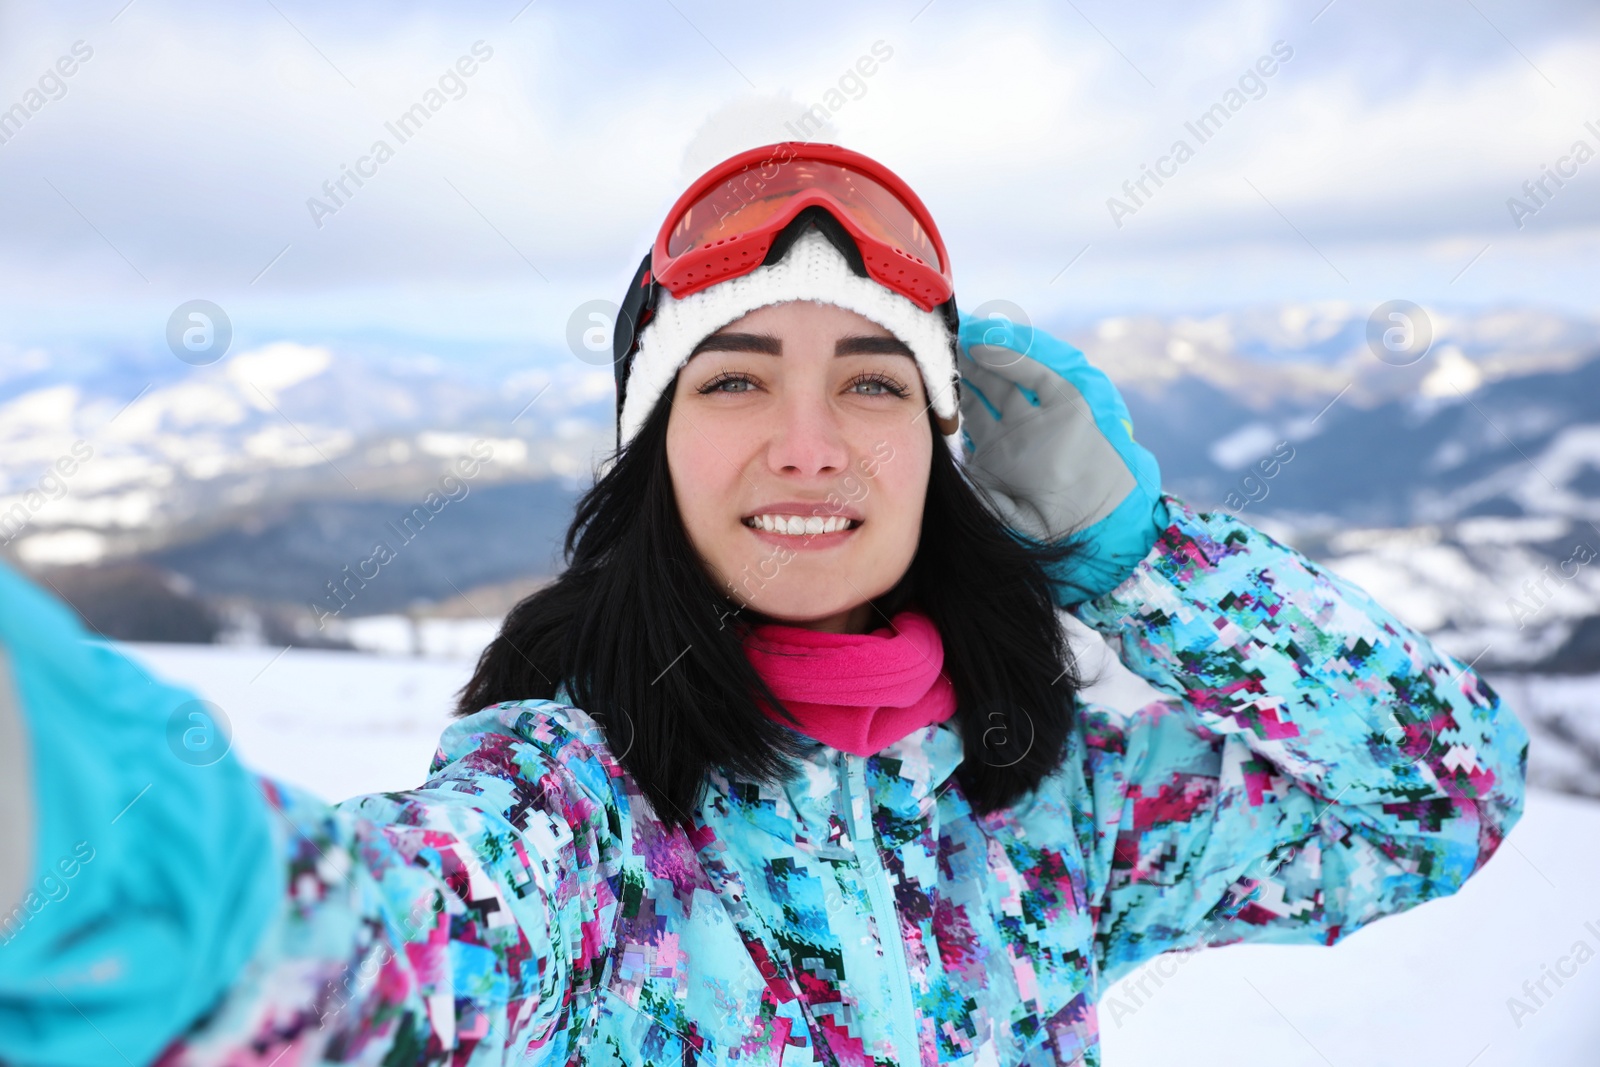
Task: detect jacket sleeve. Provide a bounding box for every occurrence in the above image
[0,558,620,1066]
[168,714,626,1066]
[1063,494,1529,988]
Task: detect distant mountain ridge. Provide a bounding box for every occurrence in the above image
[1132,351,1600,529]
[3,302,1597,670]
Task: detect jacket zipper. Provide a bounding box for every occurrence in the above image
[843,754,919,1064]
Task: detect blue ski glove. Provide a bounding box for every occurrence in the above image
[956,311,1168,608]
[0,560,281,1067]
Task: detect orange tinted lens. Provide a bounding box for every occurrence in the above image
[666,158,941,271]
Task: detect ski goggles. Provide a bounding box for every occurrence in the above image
[612,141,958,371]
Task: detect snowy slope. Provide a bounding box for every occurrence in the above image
[126,641,466,800]
[124,641,1600,1067]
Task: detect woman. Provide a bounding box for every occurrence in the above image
[0,143,1527,1066]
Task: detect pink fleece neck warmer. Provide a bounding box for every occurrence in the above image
[742,609,958,757]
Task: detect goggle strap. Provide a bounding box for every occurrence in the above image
[613,250,658,434]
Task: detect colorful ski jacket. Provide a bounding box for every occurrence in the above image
[0,496,1529,1067]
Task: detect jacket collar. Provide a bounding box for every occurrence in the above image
[546,683,967,838]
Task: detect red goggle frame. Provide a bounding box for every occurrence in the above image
[653,141,953,309]
[613,142,958,425]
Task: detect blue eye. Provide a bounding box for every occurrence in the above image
[699,372,756,394]
[849,373,910,398]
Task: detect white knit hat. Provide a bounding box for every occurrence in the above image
[617,226,961,448]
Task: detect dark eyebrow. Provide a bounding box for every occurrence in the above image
[835,335,914,358]
[687,332,914,358]
[690,332,781,356]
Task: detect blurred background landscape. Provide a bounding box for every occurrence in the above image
[2,0,1597,1060]
[7,300,1598,797]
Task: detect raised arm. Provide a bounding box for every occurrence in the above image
[1066,495,1528,984]
[954,316,1528,988]
[0,560,620,1065]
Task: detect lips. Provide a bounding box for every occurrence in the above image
[740,500,864,541]
[743,513,860,535]
[740,501,864,523]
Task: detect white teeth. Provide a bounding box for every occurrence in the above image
[745,514,858,535]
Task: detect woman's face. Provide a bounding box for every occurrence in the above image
[666,300,934,634]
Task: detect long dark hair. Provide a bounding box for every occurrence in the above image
[455,384,1085,832]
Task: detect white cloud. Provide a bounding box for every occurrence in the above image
[0,0,1596,334]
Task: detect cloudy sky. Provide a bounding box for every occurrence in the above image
[0,0,1596,358]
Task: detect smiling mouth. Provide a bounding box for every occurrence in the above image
[742,514,862,535]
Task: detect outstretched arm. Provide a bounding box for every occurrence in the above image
[0,560,619,1065]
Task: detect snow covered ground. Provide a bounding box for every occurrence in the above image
[124,640,1600,1066]
[126,641,468,800]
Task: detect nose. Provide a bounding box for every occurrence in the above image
[765,389,849,477]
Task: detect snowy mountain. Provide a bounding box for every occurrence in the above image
[4,302,1598,808]
[1093,303,1600,675]
[2,301,1597,673]
[0,338,612,568]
